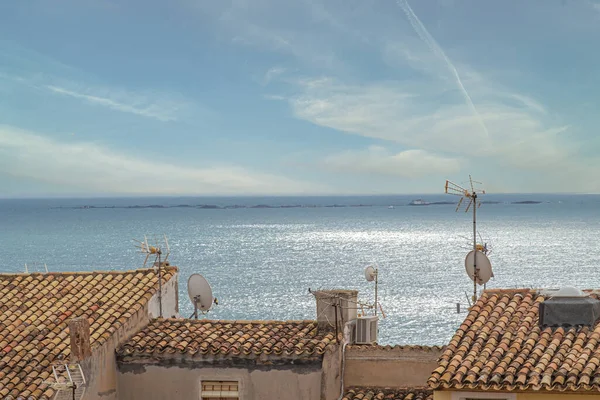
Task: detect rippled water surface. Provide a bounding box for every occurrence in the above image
[2,194,600,345]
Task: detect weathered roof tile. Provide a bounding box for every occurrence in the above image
[0,267,176,399]
[117,319,336,364]
[342,387,432,400]
[428,289,600,392]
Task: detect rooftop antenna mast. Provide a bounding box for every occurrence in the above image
[134,234,170,317]
[445,175,487,303]
[364,265,379,316]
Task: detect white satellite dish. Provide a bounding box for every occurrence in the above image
[464,250,493,285]
[365,266,377,282]
[187,274,214,318]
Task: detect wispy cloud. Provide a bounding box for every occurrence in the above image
[322,146,461,178]
[45,85,183,122]
[395,0,490,138]
[0,126,326,195]
[262,66,286,85]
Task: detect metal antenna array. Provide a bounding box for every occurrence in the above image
[445,175,492,303]
[134,234,171,317]
[43,364,86,400]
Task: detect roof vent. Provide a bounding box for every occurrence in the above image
[539,287,600,328]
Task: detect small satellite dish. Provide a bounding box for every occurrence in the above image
[188,274,214,313]
[365,266,377,282]
[464,250,493,285]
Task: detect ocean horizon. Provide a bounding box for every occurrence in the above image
[3,193,600,345]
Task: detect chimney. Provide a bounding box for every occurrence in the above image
[313,289,358,332]
[69,317,92,362]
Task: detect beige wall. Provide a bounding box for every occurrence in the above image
[344,345,442,388]
[83,272,179,400]
[148,272,179,319]
[117,364,323,400]
[434,391,600,399]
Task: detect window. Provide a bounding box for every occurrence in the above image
[201,381,239,400]
[450,392,516,400]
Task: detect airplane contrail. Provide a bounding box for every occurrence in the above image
[395,0,490,138]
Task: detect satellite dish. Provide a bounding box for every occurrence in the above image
[365,266,377,282]
[464,250,493,285]
[187,274,214,312]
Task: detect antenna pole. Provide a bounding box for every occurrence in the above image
[374,268,378,316]
[158,250,163,318]
[472,192,478,303]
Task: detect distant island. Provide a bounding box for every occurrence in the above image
[53,199,545,210]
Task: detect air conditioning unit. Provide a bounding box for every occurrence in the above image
[354,316,378,344]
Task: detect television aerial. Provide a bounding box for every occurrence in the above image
[43,363,86,400]
[133,234,171,318]
[187,273,218,319]
[445,175,491,303]
[133,234,170,268]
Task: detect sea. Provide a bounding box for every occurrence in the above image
[2,193,600,346]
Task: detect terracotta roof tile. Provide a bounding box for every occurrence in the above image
[117,319,336,363]
[0,267,176,400]
[342,387,432,400]
[348,344,444,352]
[428,289,600,392]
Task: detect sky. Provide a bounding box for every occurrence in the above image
[1,0,600,196]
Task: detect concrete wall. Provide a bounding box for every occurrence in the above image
[321,344,343,400]
[148,271,179,318]
[434,391,600,399]
[117,364,324,400]
[83,272,178,399]
[344,345,442,388]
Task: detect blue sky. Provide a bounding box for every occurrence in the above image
[1,0,600,196]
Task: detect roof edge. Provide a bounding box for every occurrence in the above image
[0,266,179,277]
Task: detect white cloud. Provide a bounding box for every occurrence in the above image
[45,85,183,122]
[322,146,461,178]
[262,67,286,85]
[0,126,326,195]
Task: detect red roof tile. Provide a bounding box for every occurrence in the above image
[342,387,432,400]
[428,289,600,392]
[117,319,336,364]
[0,267,176,400]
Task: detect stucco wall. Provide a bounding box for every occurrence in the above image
[83,272,179,399]
[433,391,600,399]
[148,271,179,318]
[117,364,323,400]
[344,345,442,388]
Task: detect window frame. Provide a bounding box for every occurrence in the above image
[450,392,517,400]
[200,379,241,400]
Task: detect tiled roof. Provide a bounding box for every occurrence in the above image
[117,319,336,364]
[342,387,432,400]
[428,289,600,392]
[0,267,176,400]
[348,344,444,352]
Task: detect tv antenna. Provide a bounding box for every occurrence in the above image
[43,363,87,400]
[445,175,489,302]
[134,234,171,317]
[187,273,218,319]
